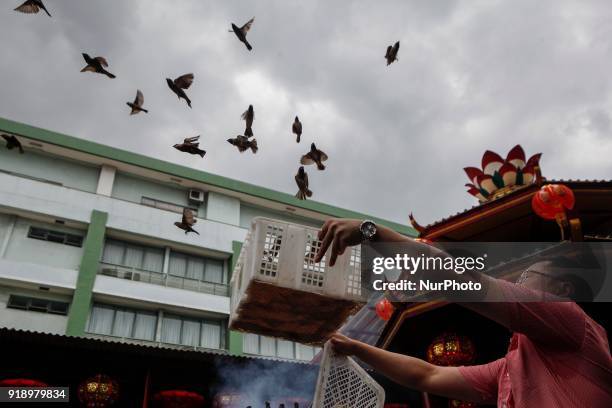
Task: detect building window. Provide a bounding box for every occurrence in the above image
[87,304,157,341]
[242,334,321,361]
[27,227,83,247]
[168,251,226,284]
[101,239,164,273]
[7,295,69,315]
[141,197,196,215]
[160,314,226,350]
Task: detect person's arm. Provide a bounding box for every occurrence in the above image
[330,333,483,402]
[315,219,428,266]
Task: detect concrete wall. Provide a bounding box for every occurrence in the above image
[0,148,99,193]
[112,172,206,217]
[0,173,246,254]
[2,218,85,270]
[0,284,70,334]
[207,192,240,225]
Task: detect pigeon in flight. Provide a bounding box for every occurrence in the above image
[300,143,328,170]
[292,116,302,143]
[166,73,194,108]
[242,104,254,137]
[175,208,199,235]
[230,17,255,51]
[14,0,51,17]
[227,135,258,153]
[385,41,400,66]
[173,136,206,158]
[80,53,116,78]
[295,166,312,200]
[2,134,24,154]
[126,90,148,114]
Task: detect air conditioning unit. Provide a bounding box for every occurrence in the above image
[188,189,205,204]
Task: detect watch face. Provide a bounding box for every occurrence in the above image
[362,221,377,239]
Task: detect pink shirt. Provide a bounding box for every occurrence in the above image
[458,280,612,407]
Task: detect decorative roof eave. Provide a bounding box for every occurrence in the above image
[0,116,416,236]
[417,179,612,239]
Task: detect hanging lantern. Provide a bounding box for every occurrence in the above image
[427,334,476,408]
[0,378,47,387]
[426,332,475,367]
[153,390,205,408]
[77,374,119,408]
[531,184,575,240]
[375,298,394,321]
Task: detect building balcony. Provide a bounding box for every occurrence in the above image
[98,262,229,297]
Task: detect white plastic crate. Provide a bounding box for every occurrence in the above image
[229,217,367,345]
[312,341,385,408]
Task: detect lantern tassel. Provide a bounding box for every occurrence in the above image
[555,213,568,241]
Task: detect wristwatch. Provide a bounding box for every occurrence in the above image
[360,220,377,241]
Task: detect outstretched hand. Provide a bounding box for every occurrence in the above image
[315,218,363,266]
[329,332,360,356]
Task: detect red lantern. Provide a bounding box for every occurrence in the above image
[0,378,47,387]
[426,333,475,367]
[153,390,205,408]
[77,374,119,408]
[375,298,394,321]
[532,184,575,240]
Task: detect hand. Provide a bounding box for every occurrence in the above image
[315,218,363,266]
[329,332,360,356]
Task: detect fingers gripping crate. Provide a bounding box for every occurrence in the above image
[229,217,367,345]
[312,341,385,408]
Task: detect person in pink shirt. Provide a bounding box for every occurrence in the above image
[315,219,612,407]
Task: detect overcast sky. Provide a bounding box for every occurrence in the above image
[1,1,612,226]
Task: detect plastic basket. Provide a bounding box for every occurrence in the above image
[312,341,385,408]
[229,217,368,345]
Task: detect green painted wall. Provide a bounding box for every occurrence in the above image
[65,210,108,336]
[228,240,243,355]
[0,148,99,193]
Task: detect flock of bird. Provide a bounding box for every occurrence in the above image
[4,0,401,236]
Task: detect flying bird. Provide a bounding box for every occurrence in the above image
[295,166,312,200]
[230,17,255,51]
[80,53,116,78]
[227,135,258,153]
[300,143,328,170]
[126,90,148,114]
[166,73,194,108]
[292,116,302,143]
[241,104,254,137]
[2,134,24,154]
[173,136,206,158]
[385,41,400,66]
[175,208,199,235]
[14,0,51,17]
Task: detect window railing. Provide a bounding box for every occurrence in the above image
[98,262,229,296]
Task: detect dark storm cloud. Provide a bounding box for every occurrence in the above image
[1,1,611,226]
